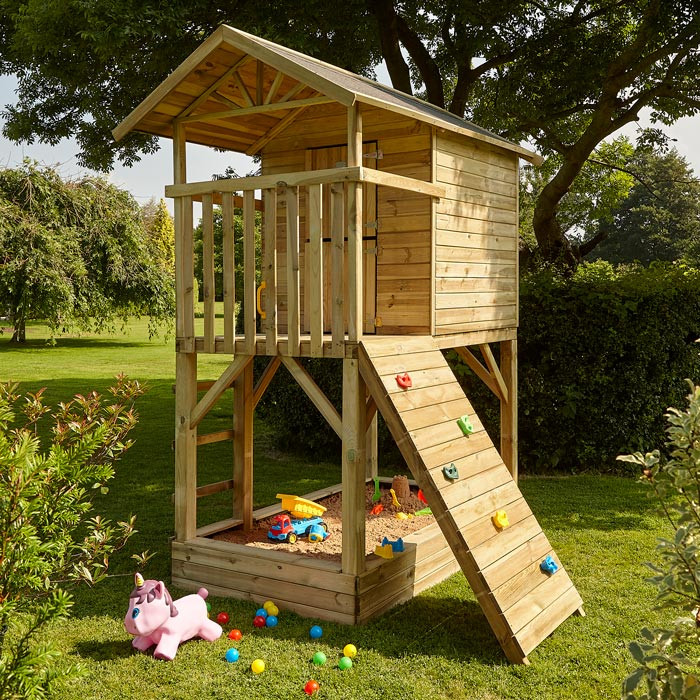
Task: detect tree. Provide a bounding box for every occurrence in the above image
[0,376,152,700]
[2,2,700,265]
[142,198,175,272]
[0,161,175,342]
[589,147,700,266]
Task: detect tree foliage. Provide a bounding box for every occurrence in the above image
[142,198,175,273]
[590,147,700,266]
[0,376,152,700]
[0,161,175,342]
[619,384,700,699]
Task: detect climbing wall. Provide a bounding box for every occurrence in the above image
[358,337,583,664]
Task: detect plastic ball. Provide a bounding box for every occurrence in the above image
[216,612,229,625]
[309,625,323,639]
[228,629,242,641]
[262,600,275,611]
[304,680,320,695]
[267,604,279,617]
[343,644,357,659]
[253,615,267,628]
[312,651,327,666]
[338,656,353,670]
[206,602,212,612]
[225,648,240,663]
[255,607,268,618]
[251,659,265,674]
[265,615,278,627]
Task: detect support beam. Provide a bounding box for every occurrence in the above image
[253,356,282,408]
[234,359,255,531]
[264,70,284,104]
[365,414,378,480]
[233,71,254,107]
[177,96,333,124]
[479,343,508,403]
[197,429,234,446]
[454,346,500,399]
[191,355,253,429]
[174,353,197,541]
[246,106,309,155]
[500,339,518,482]
[342,359,367,575]
[263,188,278,355]
[346,104,363,342]
[280,356,342,438]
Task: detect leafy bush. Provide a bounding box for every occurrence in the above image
[0,377,151,699]
[619,382,700,699]
[259,262,700,473]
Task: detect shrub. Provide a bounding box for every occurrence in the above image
[619,382,700,699]
[259,262,700,473]
[0,376,151,699]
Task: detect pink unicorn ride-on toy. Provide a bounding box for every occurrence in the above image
[124,573,222,660]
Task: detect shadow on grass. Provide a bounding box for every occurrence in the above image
[0,336,159,351]
[74,639,134,662]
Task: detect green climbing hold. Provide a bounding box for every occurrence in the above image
[443,463,459,480]
[457,415,474,436]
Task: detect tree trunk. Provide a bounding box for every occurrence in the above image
[10,317,26,343]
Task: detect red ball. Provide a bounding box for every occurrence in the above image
[228,628,242,641]
[253,615,266,628]
[216,612,229,625]
[304,680,320,695]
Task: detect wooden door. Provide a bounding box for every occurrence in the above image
[303,143,378,334]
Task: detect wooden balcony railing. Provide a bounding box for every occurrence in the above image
[166,167,444,357]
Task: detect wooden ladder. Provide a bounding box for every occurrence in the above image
[358,336,583,664]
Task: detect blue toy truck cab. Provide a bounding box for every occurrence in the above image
[267,513,329,543]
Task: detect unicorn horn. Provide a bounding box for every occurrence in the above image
[135,572,144,588]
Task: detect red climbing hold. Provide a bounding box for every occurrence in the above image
[395,372,412,389]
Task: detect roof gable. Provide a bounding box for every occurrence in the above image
[113,25,541,164]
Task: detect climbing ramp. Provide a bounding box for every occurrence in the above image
[358,337,583,664]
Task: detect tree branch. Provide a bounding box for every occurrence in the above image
[366,0,413,95]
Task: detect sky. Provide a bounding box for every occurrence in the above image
[1,70,700,212]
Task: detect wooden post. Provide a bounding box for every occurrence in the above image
[308,183,324,357]
[342,359,367,575]
[173,122,197,541]
[263,188,278,356]
[222,192,235,355]
[500,338,518,481]
[201,192,215,353]
[244,190,257,355]
[330,184,345,356]
[347,104,363,342]
[234,358,254,531]
[285,186,301,356]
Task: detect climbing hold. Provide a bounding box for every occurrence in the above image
[389,488,401,509]
[443,463,459,480]
[374,543,394,559]
[457,415,474,436]
[382,536,404,553]
[369,503,384,516]
[540,555,559,575]
[395,372,412,389]
[492,510,510,529]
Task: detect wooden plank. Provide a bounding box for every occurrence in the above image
[455,346,500,399]
[285,186,301,355]
[425,444,504,484]
[500,339,518,480]
[201,193,216,353]
[331,183,345,355]
[471,515,543,572]
[233,359,254,531]
[440,464,514,510]
[435,306,516,326]
[280,356,342,438]
[369,349,447,376]
[435,261,516,279]
[479,343,508,403]
[435,291,517,309]
[243,190,256,354]
[347,105,363,343]
[175,353,197,541]
[390,382,466,412]
[360,166,445,198]
[436,277,517,293]
[222,192,235,354]
[247,106,311,155]
[263,188,278,355]
[195,478,234,498]
[253,356,281,408]
[492,550,560,612]
[435,245,517,264]
[196,429,234,446]
[264,70,285,104]
[308,183,324,356]
[191,355,252,428]
[341,359,367,575]
[194,517,243,538]
[400,397,473,432]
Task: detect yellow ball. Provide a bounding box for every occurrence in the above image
[343,644,357,659]
[251,659,265,674]
[267,604,279,616]
[262,600,275,611]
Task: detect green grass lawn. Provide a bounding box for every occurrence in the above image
[0,319,672,699]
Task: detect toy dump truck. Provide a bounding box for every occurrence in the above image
[267,513,329,544]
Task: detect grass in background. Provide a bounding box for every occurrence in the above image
[0,320,672,699]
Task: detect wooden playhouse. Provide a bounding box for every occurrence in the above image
[114,25,583,664]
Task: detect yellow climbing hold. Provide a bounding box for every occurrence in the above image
[492,510,510,529]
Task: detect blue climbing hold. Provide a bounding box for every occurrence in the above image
[540,555,558,575]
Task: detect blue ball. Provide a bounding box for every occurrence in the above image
[225,648,240,663]
[265,615,278,627]
[255,608,268,618]
[309,625,323,639]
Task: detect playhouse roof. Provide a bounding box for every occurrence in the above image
[113,25,541,164]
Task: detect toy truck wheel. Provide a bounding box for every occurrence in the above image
[287,533,297,544]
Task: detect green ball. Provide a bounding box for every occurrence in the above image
[206,602,211,612]
[338,656,353,670]
[312,651,327,666]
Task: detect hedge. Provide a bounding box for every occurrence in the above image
[256,261,700,474]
